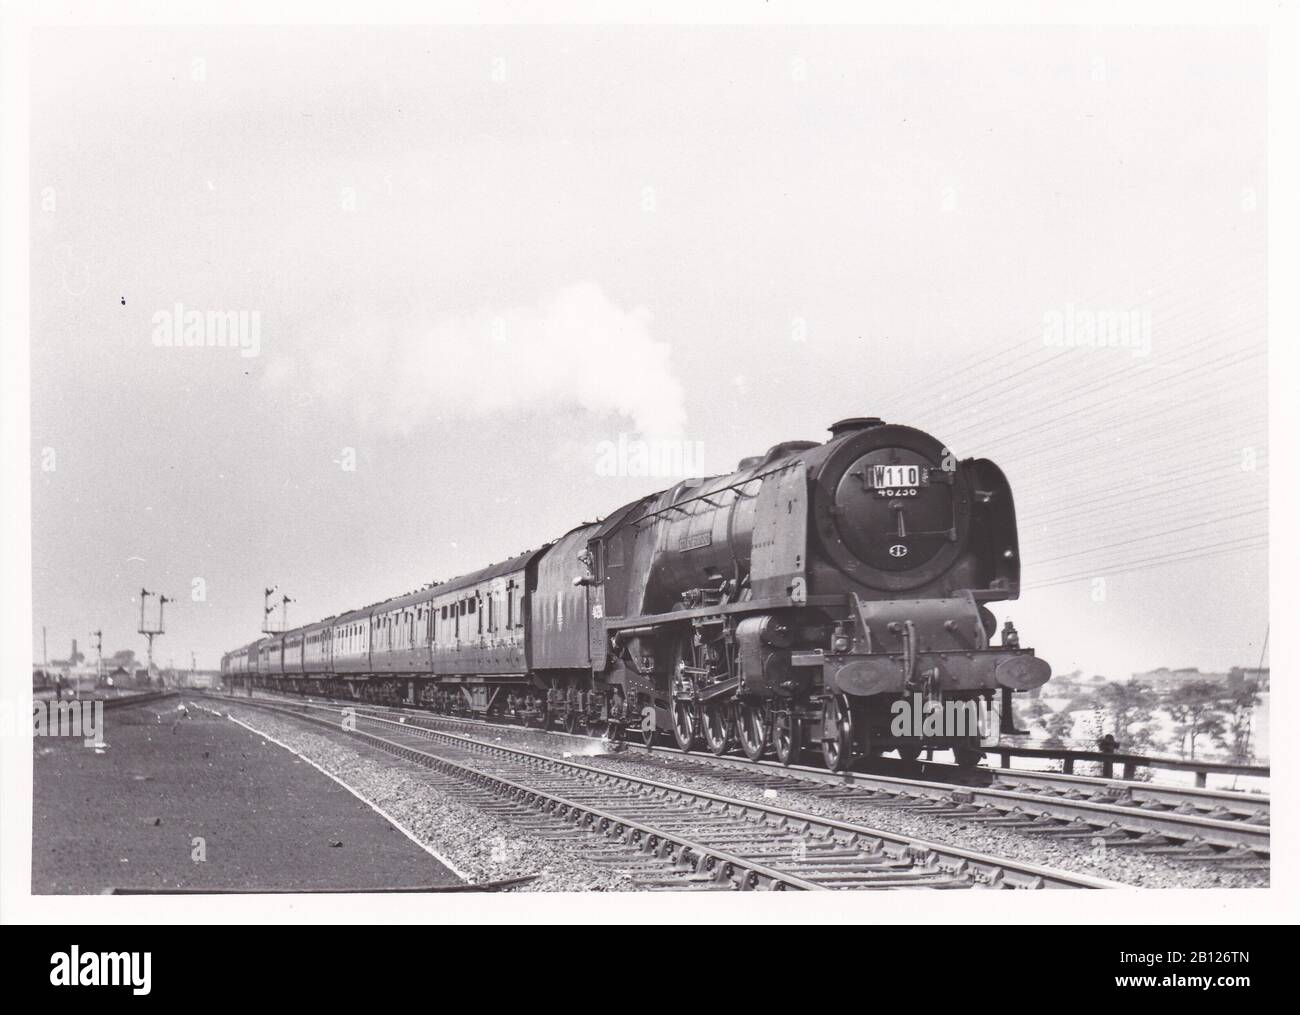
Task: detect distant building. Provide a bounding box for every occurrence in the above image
[1131,667,1223,691]
[1227,666,1269,692]
[36,639,146,691]
[171,668,221,690]
[1132,666,1268,694]
[46,638,85,671]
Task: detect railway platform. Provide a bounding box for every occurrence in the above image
[32,696,464,893]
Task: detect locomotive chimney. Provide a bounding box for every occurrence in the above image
[828,417,885,437]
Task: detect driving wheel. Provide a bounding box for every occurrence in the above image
[821,694,854,772]
[702,702,734,756]
[737,701,768,761]
[672,700,697,751]
[640,704,658,748]
[772,709,802,766]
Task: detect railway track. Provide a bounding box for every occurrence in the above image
[219,691,1268,864]
[102,689,176,710]
[208,695,1122,890]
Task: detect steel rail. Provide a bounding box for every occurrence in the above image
[231,692,1269,835]
[217,699,827,891]
[280,694,1269,855]
[217,696,1122,890]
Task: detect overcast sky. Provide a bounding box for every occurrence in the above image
[30,25,1266,678]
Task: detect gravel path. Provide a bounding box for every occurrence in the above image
[215,703,636,891]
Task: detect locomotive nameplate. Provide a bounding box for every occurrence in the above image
[678,531,713,551]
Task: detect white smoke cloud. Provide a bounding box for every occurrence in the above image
[264,282,686,437]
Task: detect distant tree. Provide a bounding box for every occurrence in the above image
[1024,697,1052,723]
[1124,723,1160,755]
[1097,678,1158,752]
[1042,708,1077,749]
[1165,680,1227,759]
[1226,680,1262,762]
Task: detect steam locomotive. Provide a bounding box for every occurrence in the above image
[223,417,1050,770]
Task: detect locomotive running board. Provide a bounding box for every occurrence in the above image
[604,594,845,630]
